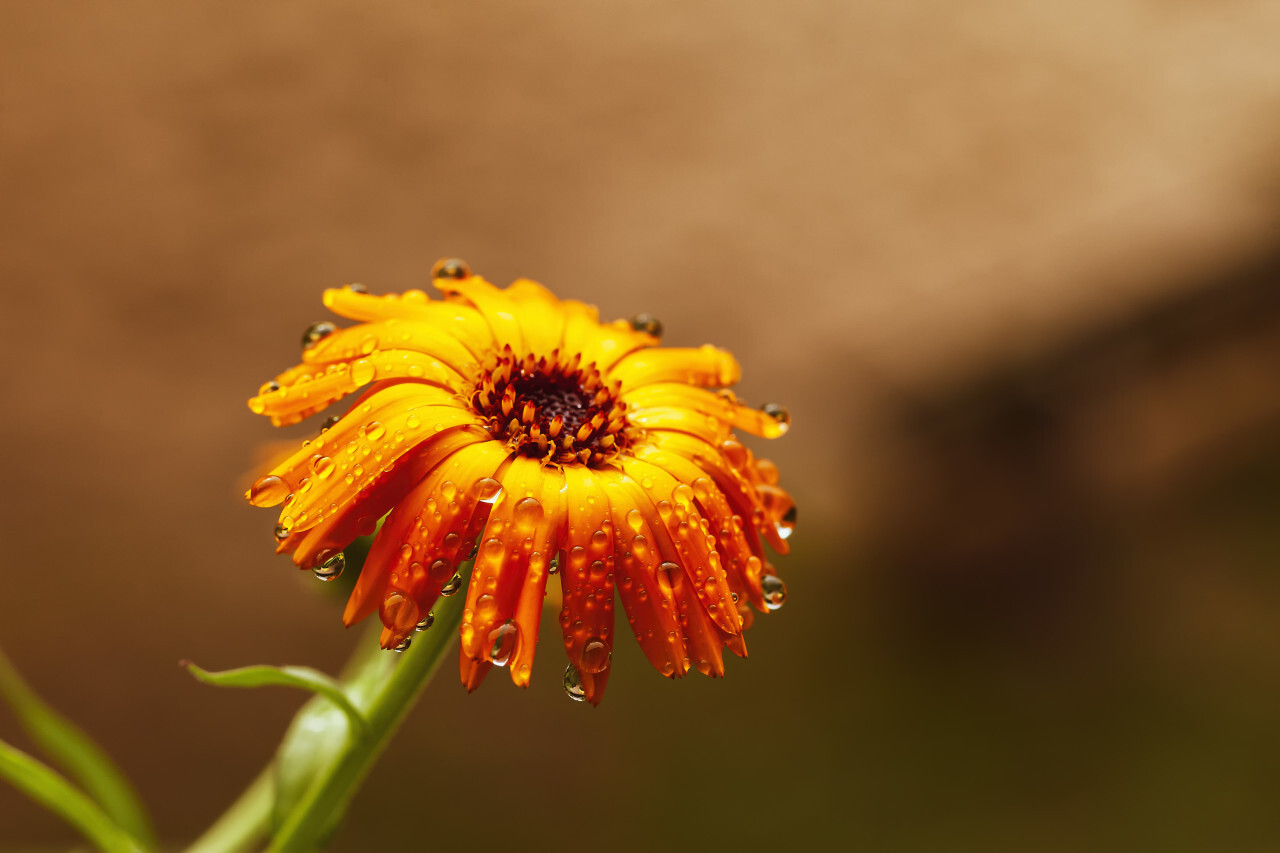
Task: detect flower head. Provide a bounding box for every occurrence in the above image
[246,259,794,703]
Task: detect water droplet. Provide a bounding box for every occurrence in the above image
[563,664,586,701]
[359,335,378,355]
[472,478,503,503]
[321,414,342,431]
[346,282,369,294]
[657,561,684,595]
[248,475,290,506]
[513,497,543,531]
[761,402,791,430]
[580,638,611,674]
[260,380,281,394]
[351,359,376,385]
[548,554,560,575]
[381,591,420,631]
[301,321,337,349]
[630,313,663,338]
[625,509,644,532]
[761,574,787,611]
[415,611,435,632]
[312,551,345,581]
[432,257,472,280]
[487,620,519,666]
[311,455,335,478]
[393,636,412,653]
[776,505,796,540]
[363,421,386,441]
[440,573,463,596]
[475,593,498,620]
[428,559,452,583]
[273,523,290,541]
[406,413,421,429]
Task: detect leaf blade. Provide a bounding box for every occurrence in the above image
[183,662,368,736]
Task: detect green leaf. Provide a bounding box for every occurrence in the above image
[183,662,367,737]
[0,649,156,849]
[0,738,146,853]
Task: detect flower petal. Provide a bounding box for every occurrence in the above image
[558,464,618,704]
[607,345,741,390]
[622,383,787,439]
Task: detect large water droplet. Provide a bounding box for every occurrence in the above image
[580,638,611,674]
[311,455,335,479]
[657,561,684,596]
[415,612,435,632]
[364,421,386,441]
[249,475,290,506]
[625,509,644,532]
[513,497,543,531]
[563,664,586,701]
[761,402,791,431]
[432,257,472,280]
[761,574,787,611]
[350,359,376,385]
[393,636,412,653]
[274,523,290,542]
[548,554,560,575]
[472,478,503,504]
[313,551,345,581]
[776,505,796,540]
[488,620,519,666]
[440,573,463,597]
[302,321,337,349]
[630,313,663,338]
[346,282,369,294]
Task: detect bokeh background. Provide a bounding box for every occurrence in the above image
[4,2,1280,850]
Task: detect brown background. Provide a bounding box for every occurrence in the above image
[4,2,1280,850]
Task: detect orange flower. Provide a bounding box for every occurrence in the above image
[246,259,794,704]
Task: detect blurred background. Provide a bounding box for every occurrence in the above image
[4,1,1280,850]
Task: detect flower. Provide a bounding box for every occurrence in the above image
[246,259,795,703]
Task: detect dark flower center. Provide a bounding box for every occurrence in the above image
[471,348,631,466]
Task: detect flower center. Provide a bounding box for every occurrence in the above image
[471,348,631,466]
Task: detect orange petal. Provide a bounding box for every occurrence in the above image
[622,383,788,439]
[302,317,480,378]
[506,279,568,359]
[250,353,468,427]
[434,276,526,353]
[558,465,618,703]
[507,465,566,687]
[458,457,561,683]
[602,474,687,678]
[618,456,742,637]
[342,438,512,628]
[607,345,741,390]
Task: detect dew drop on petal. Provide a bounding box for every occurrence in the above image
[415,611,435,632]
[563,664,587,701]
[630,313,663,338]
[472,478,503,504]
[249,475,290,506]
[548,554,560,575]
[487,620,519,666]
[393,636,412,653]
[580,638,611,674]
[440,573,463,597]
[625,509,644,532]
[364,421,386,441]
[313,551,345,582]
[761,574,787,611]
[359,335,378,355]
[274,523,290,542]
[311,456,335,479]
[432,257,471,280]
[761,402,791,431]
[351,359,376,385]
[513,497,543,532]
[657,561,684,596]
[301,321,337,349]
[776,505,797,540]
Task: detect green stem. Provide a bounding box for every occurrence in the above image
[184,767,274,853]
[0,739,145,853]
[265,584,467,853]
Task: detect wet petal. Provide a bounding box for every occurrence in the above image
[607,345,741,390]
[558,465,617,704]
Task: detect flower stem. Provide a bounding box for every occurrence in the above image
[185,767,273,853]
[265,581,468,853]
